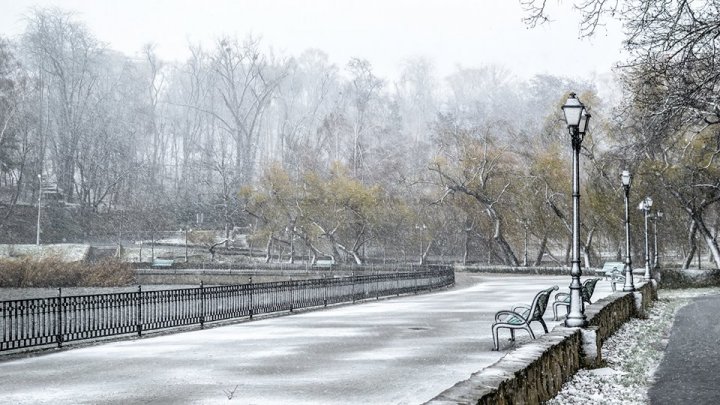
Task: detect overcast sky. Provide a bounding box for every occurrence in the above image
[0,0,626,81]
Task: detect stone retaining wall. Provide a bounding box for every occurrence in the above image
[428,281,656,404]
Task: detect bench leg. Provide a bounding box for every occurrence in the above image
[492,325,501,351]
[553,302,568,321]
[525,326,536,340]
[538,318,549,334]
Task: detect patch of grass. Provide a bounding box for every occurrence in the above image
[0,257,134,287]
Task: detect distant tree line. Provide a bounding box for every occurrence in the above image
[0,6,717,268]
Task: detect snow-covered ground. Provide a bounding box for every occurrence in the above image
[4,275,708,404]
[0,274,615,404]
[0,244,90,262]
[548,287,720,405]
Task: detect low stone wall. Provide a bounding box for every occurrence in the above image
[456,264,607,278]
[456,264,572,276]
[428,281,656,404]
[136,269,327,284]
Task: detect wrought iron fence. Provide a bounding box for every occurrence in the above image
[1,266,453,352]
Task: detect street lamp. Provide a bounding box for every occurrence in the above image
[36,173,42,245]
[638,196,653,280]
[653,210,663,269]
[621,170,635,292]
[415,223,427,265]
[561,92,590,328]
[523,219,529,267]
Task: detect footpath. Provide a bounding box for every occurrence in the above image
[0,274,615,404]
[649,294,720,404]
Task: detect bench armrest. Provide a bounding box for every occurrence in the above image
[554,292,570,302]
[510,305,532,319]
[495,310,527,323]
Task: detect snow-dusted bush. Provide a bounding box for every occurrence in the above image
[0,257,134,287]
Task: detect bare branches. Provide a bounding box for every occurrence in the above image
[520,0,621,37]
[520,0,551,29]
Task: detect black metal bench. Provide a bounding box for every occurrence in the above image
[552,277,601,320]
[491,285,558,351]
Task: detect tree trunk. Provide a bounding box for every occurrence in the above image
[265,233,273,263]
[533,235,548,266]
[463,229,470,265]
[696,216,720,269]
[422,238,433,265]
[682,220,698,270]
[564,238,571,266]
[582,228,596,269]
[489,210,518,266]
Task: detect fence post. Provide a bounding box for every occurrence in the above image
[396,271,400,296]
[376,270,380,300]
[352,272,356,303]
[289,277,294,313]
[136,285,142,337]
[323,275,328,307]
[249,277,253,320]
[200,281,205,330]
[56,288,63,348]
[414,270,418,294]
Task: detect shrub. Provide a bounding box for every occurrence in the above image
[657,268,720,289]
[0,257,134,287]
[187,230,217,246]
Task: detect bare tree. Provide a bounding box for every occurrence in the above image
[22,8,104,203]
[209,36,287,185]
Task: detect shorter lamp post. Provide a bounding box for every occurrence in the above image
[653,211,663,269]
[638,196,653,280]
[36,174,42,245]
[415,224,427,265]
[621,170,635,292]
[523,220,529,267]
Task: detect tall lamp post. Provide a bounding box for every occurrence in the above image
[653,211,663,269]
[561,92,590,328]
[621,170,635,292]
[638,196,653,280]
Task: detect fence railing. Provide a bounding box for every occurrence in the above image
[0,266,454,352]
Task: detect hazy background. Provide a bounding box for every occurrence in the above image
[0,0,625,81]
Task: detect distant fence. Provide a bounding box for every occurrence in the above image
[0,266,454,352]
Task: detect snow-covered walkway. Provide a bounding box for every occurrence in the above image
[548,288,720,405]
[0,274,615,404]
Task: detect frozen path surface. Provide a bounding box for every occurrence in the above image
[0,274,614,404]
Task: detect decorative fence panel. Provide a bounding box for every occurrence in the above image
[1,266,453,352]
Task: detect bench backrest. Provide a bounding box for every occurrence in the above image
[602,262,624,272]
[529,285,560,321]
[581,278,600,303]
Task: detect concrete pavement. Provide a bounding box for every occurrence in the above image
[0,274,615,404]
[649,294,720,405]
